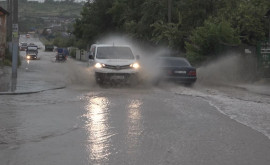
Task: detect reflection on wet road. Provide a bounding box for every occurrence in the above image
[83,95,145,163]
[84,97,113,162]
[127,99,143,153]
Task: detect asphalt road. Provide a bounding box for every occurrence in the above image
[0,36,270,165]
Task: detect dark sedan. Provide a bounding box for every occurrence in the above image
[154,57,197,85]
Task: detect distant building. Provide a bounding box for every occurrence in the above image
[0,6,9,62]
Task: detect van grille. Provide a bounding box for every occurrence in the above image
[103,64,131,70]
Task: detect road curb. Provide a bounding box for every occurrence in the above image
[0,85,66,95]
[219,83,270,97]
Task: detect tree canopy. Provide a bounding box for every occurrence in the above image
[73,0,270,64]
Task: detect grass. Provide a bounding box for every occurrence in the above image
[2,49,21,67]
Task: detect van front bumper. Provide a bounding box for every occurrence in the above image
[95,72,140,82]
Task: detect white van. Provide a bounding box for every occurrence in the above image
[88,44,140,85]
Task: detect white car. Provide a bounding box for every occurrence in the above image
[88,44,140,85]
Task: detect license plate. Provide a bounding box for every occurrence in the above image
[111,75,125,80]
[174,71,186,74]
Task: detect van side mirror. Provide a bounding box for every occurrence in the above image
[89,54,94,59]
[136,55,140,60]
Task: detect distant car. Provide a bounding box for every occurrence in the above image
[57,48,69,56]
[154,57,197,85]
[45,44,54,51]
[26,34,30,38]
[19,42,28,51]
[26,46,38,60]
[55,48,67,62]
[26,50,38,60]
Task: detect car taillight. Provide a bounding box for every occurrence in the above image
[188,70,196,76]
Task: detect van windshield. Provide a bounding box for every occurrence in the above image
[96,47,134,59]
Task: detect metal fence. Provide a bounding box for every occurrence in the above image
[257,41,270,78]
[75,49,88,61]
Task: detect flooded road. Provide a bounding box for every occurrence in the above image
[1,36,270,165]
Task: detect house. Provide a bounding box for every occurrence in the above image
[0,6,9,62]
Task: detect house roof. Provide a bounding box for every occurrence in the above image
[0,6,9,15]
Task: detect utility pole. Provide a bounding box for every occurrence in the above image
[168,0,172,23]
[265,10,270,43]
[7,0,12,41]
[269,16,270,43]
[11,0,18,80]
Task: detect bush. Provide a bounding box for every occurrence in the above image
[3,48,21,67]
[185,20,240,65]
[69,48,77,58]
[3,59,12,66]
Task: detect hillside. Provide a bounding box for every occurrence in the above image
[19,1,83,18]
[0,1,84,32]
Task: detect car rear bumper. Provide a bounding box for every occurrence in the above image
[164,76,197,83]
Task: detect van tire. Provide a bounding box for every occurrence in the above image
[95,77,104,85]
[128,75,139,86]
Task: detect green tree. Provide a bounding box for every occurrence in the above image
[107,0,129,28]
[73,0,270,63]
[216,0,269,45]
[73,0,114,45]
[150,12,185,49]
[44,0,54,4]
[185,20,240,64]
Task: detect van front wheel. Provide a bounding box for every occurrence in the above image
[95,75,104,85]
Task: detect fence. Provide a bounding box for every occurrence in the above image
[74,48,88,61]
[257,41,270,78]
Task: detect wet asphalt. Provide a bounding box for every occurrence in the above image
[0,37,270,165]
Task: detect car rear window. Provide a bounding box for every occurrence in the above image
[58,48,64,53]
[27,46,38,50]
[96,47,134,59]
[161,58,191,67]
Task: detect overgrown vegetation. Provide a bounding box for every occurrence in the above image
[185,20,241,64]
[73,0,270,64]
[1,49,21,67]
[69,47,77,58]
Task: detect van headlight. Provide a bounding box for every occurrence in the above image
[95,63,105,68]
[27,55,30,60]
[130,63,140,69]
